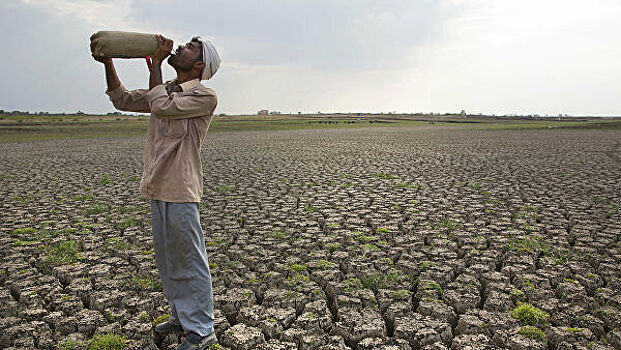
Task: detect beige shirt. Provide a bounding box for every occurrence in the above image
[106,79,217,203]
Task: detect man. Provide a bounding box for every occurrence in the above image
[93,34,221,350]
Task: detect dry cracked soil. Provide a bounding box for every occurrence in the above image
[0,126,620,350]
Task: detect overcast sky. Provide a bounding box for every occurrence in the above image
[1,0,620,116]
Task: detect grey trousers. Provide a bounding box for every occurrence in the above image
[151,200,214,336]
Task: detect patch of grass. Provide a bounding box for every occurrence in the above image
[99,174,112,185]
[355,234,377,243]
[13,239,40,247]
[88,333,127,350]
[215,184,234,193]
[340,173,354,179]
[106,238,137,251]
[433,219,461,232]
[151,314,170,326]
[326,243,341,253]
[72,193,95,201]
[45,240,83,266]
[84,202,108,215]
[114,217,141,230]
[360,271,404,292]
[518,326,545,341]
[12,227,37,235]
[340,278,363,293]
[326,223,340,228]
[510,302,550,327]
[506,235,549,254]
[271,229,288,239]
[468,182,482,189]
[419,260,436,272]
[392,289,411,301]
[394,182,419,190]
[376,227,390,233]
[304,204,316,212]
[340,182,354,189]
[288,264,308,272]
[120,274,163,292]
[317,260,336,270]
[419,279,444,297]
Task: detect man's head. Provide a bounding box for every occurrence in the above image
[167,36,220,81]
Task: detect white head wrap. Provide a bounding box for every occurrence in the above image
[194,36,220,80]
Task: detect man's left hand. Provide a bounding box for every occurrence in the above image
[152,35,173,62]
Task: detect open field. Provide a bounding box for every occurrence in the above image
[0,125,620,349]
[1,113,620,143]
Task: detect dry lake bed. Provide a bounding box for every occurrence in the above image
[0,125,620,349]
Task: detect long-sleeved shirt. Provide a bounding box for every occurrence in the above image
[106,78,217,203]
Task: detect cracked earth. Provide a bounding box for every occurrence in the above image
[1,126,620,349]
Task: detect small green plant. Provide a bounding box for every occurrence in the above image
[340,173,354,179]
[360,271,403,292]
[468,182,482,189]
[45,240,83,266]
[317,259,336,270]
[566,327,584,334]
[99,174,113,185]
[151,314,170,326]
[326,223,340,228]
[326,243,340,253]
[304,204,316,212]
[340,182,354,189]
[115,217,140,230]
[106,238,137,251]
[419,261,436,272]
[506,235,549,254]
[355,234,377,243]
[419,279,443,297]
[433,219,461,232]
[271,229,287,239]
[120,274,163,292]
[392,289,411,300]
[340,278,363,293]
[510,303,549,327]
[518,326,545,341]
[376,227,390,233]
[12,227,37,235]
[511,288,526,302]
[72,193,95,201]
[215,184,233,193]
[88,333,127,350]
[84,202,108,215]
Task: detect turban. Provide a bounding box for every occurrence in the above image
[193,36,220,80]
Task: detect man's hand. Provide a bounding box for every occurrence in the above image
[92,53,112,65]
[152,35,173,63]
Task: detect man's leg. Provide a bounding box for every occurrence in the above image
[165,201,215,337]
[151,200,182,325]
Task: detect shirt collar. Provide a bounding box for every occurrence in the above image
[179,78,201,92]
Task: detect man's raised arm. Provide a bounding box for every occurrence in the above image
[93,53,150,113]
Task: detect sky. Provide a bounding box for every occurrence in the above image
[1,0,620,116]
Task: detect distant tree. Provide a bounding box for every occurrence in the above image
[75,110,85,115]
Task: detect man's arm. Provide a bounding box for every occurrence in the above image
[149,35,173,90]
[93,54,120,93]
[93,54,150,113]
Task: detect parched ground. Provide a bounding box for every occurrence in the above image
[0,126,620,350]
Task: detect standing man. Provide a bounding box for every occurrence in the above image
[93,34,221,350]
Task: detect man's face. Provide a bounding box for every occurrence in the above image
[168,40,202,71]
